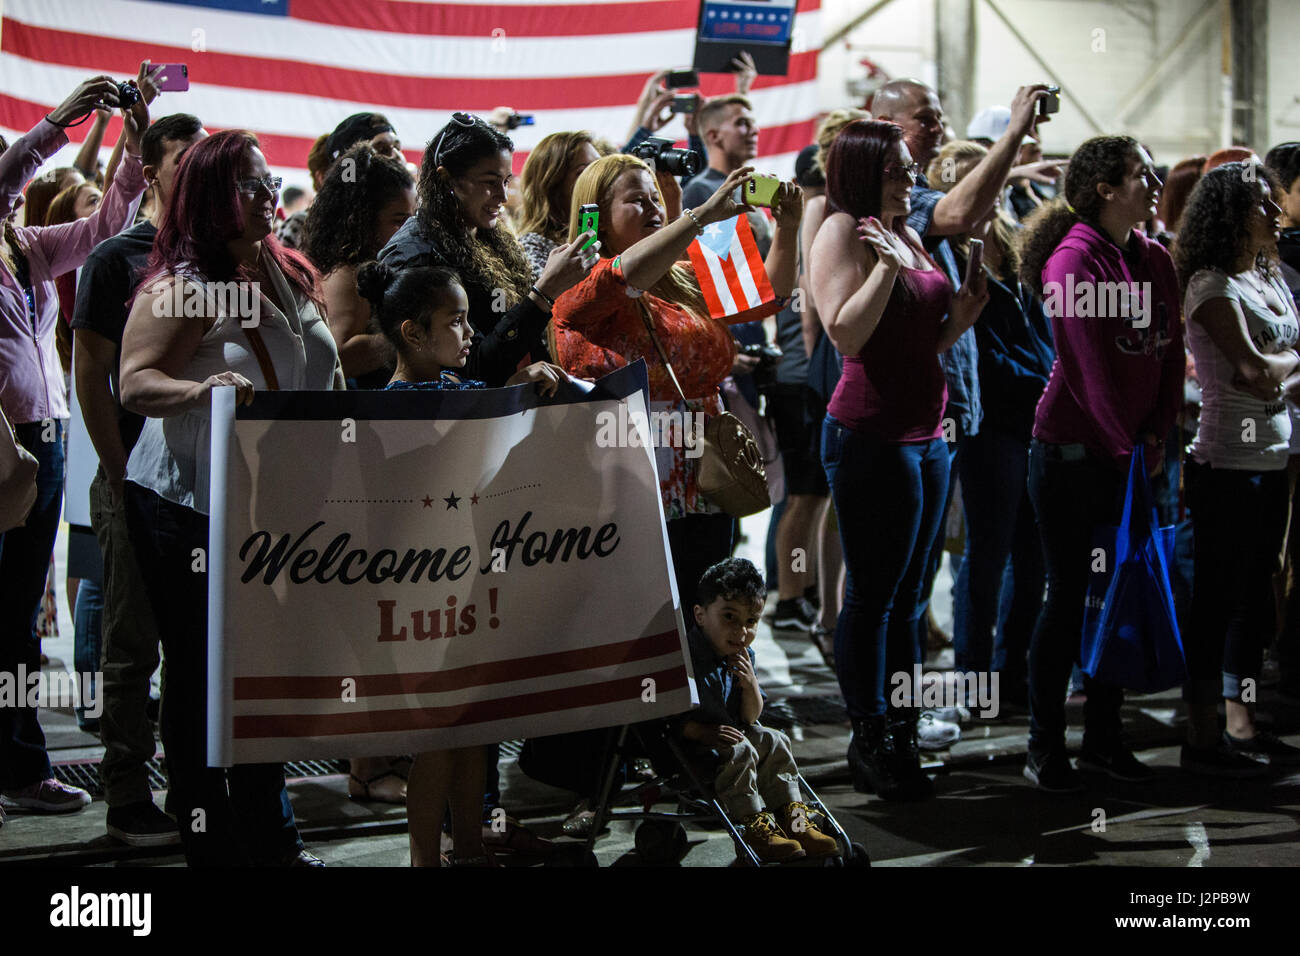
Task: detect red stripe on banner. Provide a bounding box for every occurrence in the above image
[233,628,682,699]
[0,21,815,113]
[291,0,708,38]
[232,665,690,738]
[292,0,822,38]
[687,241,728,319]
[735,214,774,300]
[0,93,420,172]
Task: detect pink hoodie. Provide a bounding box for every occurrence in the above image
[0,118,145,424]
[1033,221,1184,467]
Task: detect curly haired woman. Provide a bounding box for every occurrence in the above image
[304,142,415,390]
[1173,161,1300,774]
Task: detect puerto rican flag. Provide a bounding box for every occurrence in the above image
[0,0,822,188]
[687,213,778,323]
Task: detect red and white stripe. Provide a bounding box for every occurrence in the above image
[688,213,777,323]
[0,0,822,187]
[231,628,689,743]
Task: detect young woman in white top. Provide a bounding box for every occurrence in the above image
[119,130,342,865]
[1174,161,1300,774]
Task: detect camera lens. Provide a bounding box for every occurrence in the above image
[661,148,702,178]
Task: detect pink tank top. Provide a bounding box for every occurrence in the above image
[827,264,951,442]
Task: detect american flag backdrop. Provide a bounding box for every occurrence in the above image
[0,0,822,191]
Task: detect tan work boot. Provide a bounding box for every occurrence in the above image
[777,801,840,857]
[738,811,806,862]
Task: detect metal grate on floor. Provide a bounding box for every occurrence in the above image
[53,756,348,799]
[49,724,838,800]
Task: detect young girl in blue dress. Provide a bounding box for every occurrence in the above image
[357,260,567,865]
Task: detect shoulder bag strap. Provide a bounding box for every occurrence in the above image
[634,297,690,406]
[241,325,280,391]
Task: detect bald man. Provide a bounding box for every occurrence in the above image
[870,79,1049,237]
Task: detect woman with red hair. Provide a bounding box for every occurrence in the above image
[119,130,342,866]
[809,120,987,800]
[1203,147,1257,175]
[1155,156,1207,239]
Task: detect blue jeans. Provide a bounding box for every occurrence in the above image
[0,420,64,789]
[953,428,1042,694]
[73,577,103,731]
[1184,461,1288,699]
[125,483,302,866]
[822,416,949,719]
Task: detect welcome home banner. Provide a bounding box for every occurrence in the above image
[207,362,695,766]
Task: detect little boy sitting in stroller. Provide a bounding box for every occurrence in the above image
[675,558,838,862]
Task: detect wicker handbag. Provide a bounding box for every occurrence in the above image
[636,301,770,518]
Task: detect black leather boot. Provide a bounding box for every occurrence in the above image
[848,716,902,797]
[887,712,935,801]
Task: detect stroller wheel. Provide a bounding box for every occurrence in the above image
[634,820,688,865]
[847,842,871,867]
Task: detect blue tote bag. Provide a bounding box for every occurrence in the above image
[1080,446,1186,693]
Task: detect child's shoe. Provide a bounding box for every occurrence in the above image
[776,801,839,857]
[738,811,806,862]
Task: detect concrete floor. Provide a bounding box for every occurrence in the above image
[7,518,1299,868]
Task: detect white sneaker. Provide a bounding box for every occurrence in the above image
[916,711,961,750]
[0,777,91,813]
[928,705,971,725]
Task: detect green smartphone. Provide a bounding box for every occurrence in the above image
[578,203,599,250]
[745,174,781,208]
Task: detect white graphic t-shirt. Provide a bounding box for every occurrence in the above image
[1186,267,1300,470]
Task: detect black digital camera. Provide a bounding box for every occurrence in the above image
[737,341,783,389]
[630,136,703,178]
[116,81,140,109]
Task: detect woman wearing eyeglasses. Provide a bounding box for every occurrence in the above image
[118,130,343,866]
[808,120,988,802]
[0,73,152,818]
[379,112,597,387]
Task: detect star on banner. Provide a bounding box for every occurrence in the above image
[444,492,460,510]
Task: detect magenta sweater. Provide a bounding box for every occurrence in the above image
[1033,221,1184,466]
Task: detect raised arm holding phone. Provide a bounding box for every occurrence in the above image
[0,71,153,817]
[550,152,801,611]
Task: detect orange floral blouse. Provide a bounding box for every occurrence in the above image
[551,256,736,519]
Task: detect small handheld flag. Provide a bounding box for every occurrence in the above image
[687,214,780,323]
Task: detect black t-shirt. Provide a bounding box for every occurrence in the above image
[70,220,156,454]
